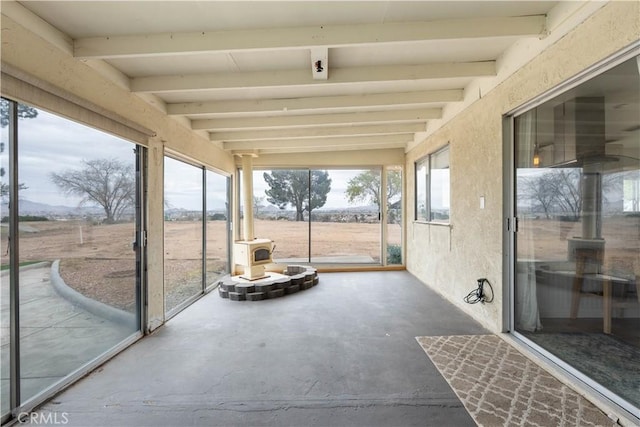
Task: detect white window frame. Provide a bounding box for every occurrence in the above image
[415,144,450,223]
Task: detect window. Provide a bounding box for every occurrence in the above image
[415,145,450,222]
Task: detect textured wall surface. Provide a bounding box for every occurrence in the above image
[405,1,640,333]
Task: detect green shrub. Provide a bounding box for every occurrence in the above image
[387,244,402,264]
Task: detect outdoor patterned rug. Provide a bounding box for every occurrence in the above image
[416,334,614,427]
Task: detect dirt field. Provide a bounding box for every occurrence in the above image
[2,215,636,310]
[1,219,402,310]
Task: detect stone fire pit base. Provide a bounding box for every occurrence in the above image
[218,265,318,301]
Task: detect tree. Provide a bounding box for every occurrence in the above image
[263,170,331,221]
[549,169,582,220]
[519,169,582,220]
[345,170,401,212]
[50,158,135,223]
[253,195,265,217]
[0,100,38,128]
[0,100,37,198]
[519,172,558,219]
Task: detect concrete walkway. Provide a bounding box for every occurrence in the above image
[26,271,488,426]
[1,264,136,415]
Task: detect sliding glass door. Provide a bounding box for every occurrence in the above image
[163,157,204,314]
[511,54,640,414]
[164,158,231,315]
[311,169,381,263]
[386,166,403,265]
[1,98,143,418]
[206,170,230,288]
[253,170,309,263]
[1,100,11,418]
[251,167,400,265]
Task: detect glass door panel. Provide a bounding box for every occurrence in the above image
[386,167,403,265]
[163,157,203,314]
[311,169,381,264]
[513,56,640,411]
[206,170,229,288]
[250,167,391,265]
[18,106,139,404]
[1,99,10,416]
[253,170,310,263]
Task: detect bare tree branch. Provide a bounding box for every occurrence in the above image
[50,158,135,223]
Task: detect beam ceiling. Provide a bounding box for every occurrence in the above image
[166,89,463,117]
[15,2,552,155]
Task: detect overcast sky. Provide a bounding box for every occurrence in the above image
[4,108,134,207]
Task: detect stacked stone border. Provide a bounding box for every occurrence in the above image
[218,265,318,301]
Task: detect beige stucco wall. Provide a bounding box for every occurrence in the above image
[405,1,640,333]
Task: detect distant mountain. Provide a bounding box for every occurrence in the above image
[316,204,379,213]
[255,204,379,213]
[1,199,104,216]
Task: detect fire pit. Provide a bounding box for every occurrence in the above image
[218,265,319,301]
[225,153,319,301]
[233,238,274,281]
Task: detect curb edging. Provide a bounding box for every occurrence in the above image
[50,259,136,326]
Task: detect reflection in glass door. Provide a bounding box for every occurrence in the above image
[1,99,11,417]
[512,55,640,413]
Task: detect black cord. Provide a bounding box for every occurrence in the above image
[464,278,494,304]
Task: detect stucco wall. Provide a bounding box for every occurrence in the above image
[405,1,640,333]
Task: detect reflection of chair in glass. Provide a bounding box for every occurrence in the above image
[570,248,639,334]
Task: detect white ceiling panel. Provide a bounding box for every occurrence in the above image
[107,49,309,78]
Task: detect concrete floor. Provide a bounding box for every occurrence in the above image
[1,264,135,416]
[28,271,488,426]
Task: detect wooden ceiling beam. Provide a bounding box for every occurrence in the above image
[74,16,546,59]
[167,89,463,116]
[131,62,495,93]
